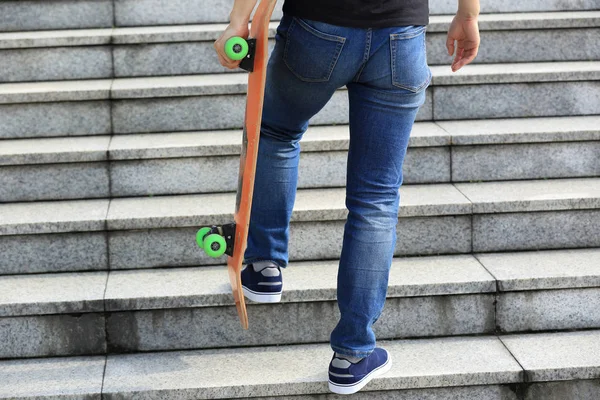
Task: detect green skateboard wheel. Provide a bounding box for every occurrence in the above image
[204,234,227,258]
[196,227,212,249]
[225,37,249,61]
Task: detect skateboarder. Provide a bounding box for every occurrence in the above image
[215,0,481,394]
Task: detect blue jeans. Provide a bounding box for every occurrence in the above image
[244,14,432,358]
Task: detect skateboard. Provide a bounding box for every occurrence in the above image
[195,0,277,330]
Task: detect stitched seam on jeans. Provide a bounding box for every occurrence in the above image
[354,29,372,82]
[391,30,430,92]
[283,18,345,83]
[390,26,427,40]
[294,17,346,43]
[326,40,346,81]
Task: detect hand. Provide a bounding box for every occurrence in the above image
[446,14,480,72]
[214,22,249,69]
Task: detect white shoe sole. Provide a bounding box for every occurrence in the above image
[242,286,282,303]
[328,351,392,395]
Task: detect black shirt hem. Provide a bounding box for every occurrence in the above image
[282,2,429,29]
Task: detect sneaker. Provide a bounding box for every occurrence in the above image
[241,261,283,303]
[328,348,392,395]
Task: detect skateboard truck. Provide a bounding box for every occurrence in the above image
[196,223,236,258]
[239,39,257,73]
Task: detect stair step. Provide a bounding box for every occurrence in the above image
[0,271,107,317]
[2,11,598,45]
[0,0,113,32]
[3,330,600,399]
[102,330,600,399]
[0,62,599,139]
[102,336,522,399]
[1,178,597,234]
[0,356,106,399]
[1,11,599,81]
[2,116,598,202]
[0,178,598,274]
[2,248,599,358]
[2,249,597,314]
[2,60,593,103]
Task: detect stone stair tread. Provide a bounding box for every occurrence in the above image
[105,116,600,155]
[2,116,599,166]
[4,330,599,399]
[0,198,109,236]
[0,78,111,104]
[477,248,600,291]
[1,61,599,104]
[110,61,600,96]
[0,28,113,49]
[2,244,599,317]
[0,124,440,163]
[103,249,600,313]
[104,254,494,311]
[105,184,471,231]
[0,271,107,317]
[501,330,600,381]
[89,177,600,228]
[454,177,600,213]
[107,123,448,160]
[0,135,110,165]
[111,23,233,44]
[108,123,449,159]
[110,73,245,98]
[0,254,493,316]
[439,115,600,145]
[101,336,522,399]
[0,356,105,399]
[2,178,599,235]
[431,61,600,85]
[443,10,600,30]
[2,10,599,48]
[0,183,467,235]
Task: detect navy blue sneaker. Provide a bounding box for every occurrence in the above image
[241,261,283,303]
[328,348,392,395]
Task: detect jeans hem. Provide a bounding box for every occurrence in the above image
[331,344,373,359]
[244,258,286,269]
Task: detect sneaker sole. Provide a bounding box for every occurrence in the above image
[328,351,392,395]
[242,286,282,303]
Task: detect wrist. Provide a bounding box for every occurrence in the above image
[229,12,249,28]
[457,8,479,20]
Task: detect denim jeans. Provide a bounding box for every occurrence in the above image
[244,14,432,358]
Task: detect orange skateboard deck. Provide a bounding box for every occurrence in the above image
[196,0,277,329]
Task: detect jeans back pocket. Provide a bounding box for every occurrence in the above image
[390,26,432,93]
[284,17,346,83]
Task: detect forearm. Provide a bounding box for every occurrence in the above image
[457,0,480,19]
[229,0,259,27]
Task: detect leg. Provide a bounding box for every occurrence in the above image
[330,25,431,357]
[243,15,354,268]
[330,85,426,357]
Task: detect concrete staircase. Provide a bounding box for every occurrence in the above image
[1,0,599,399]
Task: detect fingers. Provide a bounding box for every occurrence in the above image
[452,47,478,71]
[451,47,464,72]
[218,52,240,69]
[214,40,241,70]
[446,36,455,56]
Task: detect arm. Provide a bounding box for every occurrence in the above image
[446,0,481,72]
[214,0,259,69]
[458,0,480,19]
